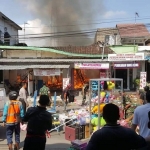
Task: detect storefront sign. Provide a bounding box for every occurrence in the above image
[108,53,144,61]
[74,63,109,69]
[114,63,139,68]
[63,78,70,89]
[33,69,60,76]
[140,72,147,89]
[100,72,107,78]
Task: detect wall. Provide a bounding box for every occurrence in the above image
[95,28,119,43]
[0,18,19,45]
[4,50,66,58]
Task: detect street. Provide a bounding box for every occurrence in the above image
[0,96,84,150]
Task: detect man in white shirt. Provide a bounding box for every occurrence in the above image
[132,87,150,138]
[19,82,29,114]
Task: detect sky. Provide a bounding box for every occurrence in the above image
[0,0,150,46]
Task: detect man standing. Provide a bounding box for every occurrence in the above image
[19,82,29,114]
[23,95,52,150]
[39,82,51,105]
[86,103,148,150]
[2,91,24,150]
[82,83,89,106]
[61,84,71,111]
[132,89,150,138]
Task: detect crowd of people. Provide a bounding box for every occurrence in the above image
[2,82,52,150]
[2,79,150,150]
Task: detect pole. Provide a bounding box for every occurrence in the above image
[98,80,100,129]
[102,44,105,60]
[24,22,25,45]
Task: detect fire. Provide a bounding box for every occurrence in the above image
[74,69,89,89]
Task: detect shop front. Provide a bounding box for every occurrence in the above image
[2,64,70,95]
[72,63,110,89]
[108,53,145,90]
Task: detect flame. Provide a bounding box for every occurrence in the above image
[74,69,89,89]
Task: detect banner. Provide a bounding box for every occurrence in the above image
[63,78,70,90]
[100,72,107,78]
[114,63,139,69]
[74,63,109,69]
[33,69,60,76]
[108,53,144,61]
[140,72,147,89]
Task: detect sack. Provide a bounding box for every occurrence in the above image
[20,123,27,131]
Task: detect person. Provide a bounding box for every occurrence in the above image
[2,91,24,150]
[19,82,29,114]
[123,92,140,127]
[131,88,150,138]
[61,84,71,111]
[82,83,89,105]
[22,95,52,150]
[39,82,51,105]
[86,103,148,150]
[139,86,149,105]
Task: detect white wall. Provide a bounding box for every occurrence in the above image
[0,18,19,45]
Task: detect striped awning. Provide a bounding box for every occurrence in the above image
[0,65,70,70]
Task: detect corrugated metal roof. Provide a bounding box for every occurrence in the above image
[0,58,108,63]
[0,45,113,57]
[0,65,70,70]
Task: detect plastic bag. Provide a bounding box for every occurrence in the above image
[20,123,27,131]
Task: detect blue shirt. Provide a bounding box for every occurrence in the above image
[132,103,150,138]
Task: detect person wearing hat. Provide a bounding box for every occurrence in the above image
[22,95,52,150]
[2,91,24,150]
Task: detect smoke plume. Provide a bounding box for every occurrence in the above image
[19,0,106,46]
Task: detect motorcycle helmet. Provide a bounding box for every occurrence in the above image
[9,91,18,100]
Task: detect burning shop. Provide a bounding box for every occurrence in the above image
[73,63,110,89]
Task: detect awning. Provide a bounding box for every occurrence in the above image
[0,58,108,63]
[0,65,70,70]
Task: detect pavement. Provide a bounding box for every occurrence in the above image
[0,95,85,150]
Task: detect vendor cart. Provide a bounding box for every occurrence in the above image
[89,78,123,131]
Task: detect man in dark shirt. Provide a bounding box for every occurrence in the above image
[22,95,52,150]
[61,84,71,111]
[86,103,148,150]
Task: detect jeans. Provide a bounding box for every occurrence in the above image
[63,99,68,111]
[6,123,20,144]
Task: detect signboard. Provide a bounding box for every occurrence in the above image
[114,63,139,69]
[74,63,109,69]
[63,78,70,89]
[108,53,144,61]
[140,72,147,89]
[33,69,60,76]
[100,72,107,78]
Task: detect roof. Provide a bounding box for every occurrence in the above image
[97,27,118,34]
[0,45,114,57]
[0,58,108,63]
[0,64,70,70]
[0,12,22,30]
[116,23,150,38]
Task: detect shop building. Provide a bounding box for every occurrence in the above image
[0,44,114,94]
[108,45,145,90]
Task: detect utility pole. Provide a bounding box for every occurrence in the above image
[24,22,28,45]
